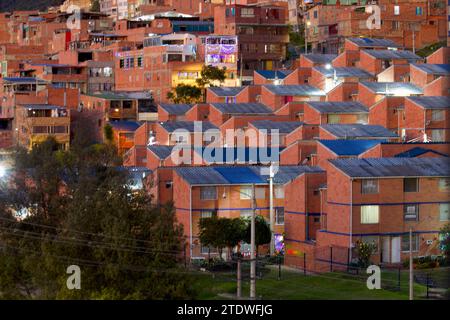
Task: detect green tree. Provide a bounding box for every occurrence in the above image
[90,0,100,12]
[440,223,450,262]
[244,215,271,256]
[355,240,377,268]
[167,84,202,104]
[103,124,113,143]
[196,65,227,88]
[0,137,193,299]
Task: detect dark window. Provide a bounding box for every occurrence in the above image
[404,178,419,192]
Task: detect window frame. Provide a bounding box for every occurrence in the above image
[200,186,218,201]
[360,205,380,224]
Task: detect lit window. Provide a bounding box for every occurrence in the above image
[200,187,217,200]
[439,178,450,192]
[274,186,284,199]
[361,179,378,194]
[361,205,379,224]
[440,203,450,221]
[240,186,253,200]
[431,129,445,142]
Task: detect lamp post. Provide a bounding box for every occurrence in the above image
[250,183,257,300]
[304,21,311,54]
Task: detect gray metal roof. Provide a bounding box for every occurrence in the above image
[211,103,273,115]
[348,38,401,48]
[306,101,369,113]
[411,64,450,76]
[406,96,450,109]
[208,86,245,97]
[360,81,423,95]
[314,66,374,78]
[330,158,450,178]
[363,49,422,61]
[321,124,398,138]
[303,54,337,64]
[264,84,325,96]
[158,103,193,115]
[159,121,218,133]
[147,145,174,159]
[22,104,66,110]
[250,120,303,134]
[175,165,324,186]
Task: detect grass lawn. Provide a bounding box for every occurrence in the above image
[191,266,428,300]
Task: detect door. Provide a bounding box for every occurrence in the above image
[382,237,391,263]
[391,237,401,263]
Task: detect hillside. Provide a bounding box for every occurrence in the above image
[0,0,65,12]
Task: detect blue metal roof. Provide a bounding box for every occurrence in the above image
[330,158,450,178]
[360,81,423,95]
[394,147,448,158]
[208,86,245,97]
[158,103,193,115]
[314,66,373,78]
[175,165,324,186]
[319,140,384,156]
[264,84,325,96]
[363,50,422,61]
[255,70,292,80]
[348,38,401,48]
[306,101,369,113]
[250,120,303,134]
[303,54,337,64]
[3,77,46,84]
[407,96,450,109]
[211,103,273,115]
[147,145,174,159]
[159,121,218,133]
[321,124,398,138]
[108,121,141,132]
[412,64,450,76]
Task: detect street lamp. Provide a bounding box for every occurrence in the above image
[304,21,311,54]
[0,165,5,178]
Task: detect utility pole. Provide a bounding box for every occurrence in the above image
[237,255,242,299]
[409,227,414,300]
[250,184,256,300]
[411,23,416,54]
[269,164,275,256]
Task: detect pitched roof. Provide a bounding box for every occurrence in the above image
[330,158,450,178]
[360,81,423,95]
[412,64,450,76]
[87,91,153,100]
[347,37,401,48]
[406,96,450,109]
[193,147,284,164]
[250,120,304,134]
[108,121,141,132]
[362,49,422,61]
[158,103,193,115]
[303,54,337,64]
[210,103,273,115]
[255,70,292,80]
[263,84,325,96]
[394,147,448,158]
[306,101,369,113]
[175,165,324,186]
[314,66,373,78]
[208,86,245,97]
[147,145,174,159]
[321,124,398,138]
[3,77,47,84]
[22,104,66,111]
[319,140,384,156]
[159,121,218,133]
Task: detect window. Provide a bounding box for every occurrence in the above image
[276,208,284,225]
[401,234,419,252]
[201,210,215,219]
[440,203,450,221]
[274,186,284,199]
[415,7,423,15]
[404,204,419,221]
[361,236,379,253]
[404,178,419,192]
[431,129,445,142]
[201,244,217,254]
[240,186,253,200]
[119,59,124,68]
[200,186,217,200]
[241,8,254,17]
[394,5,400,15]
[431,109,444,121]
[439,178,450,192]
[361,180,378,194]
[240,210,253,219]
[392,21,400,30]
[327,114,340,124]
[361,205,379,224]
[137,56,143,68]
[255,187,265,199]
